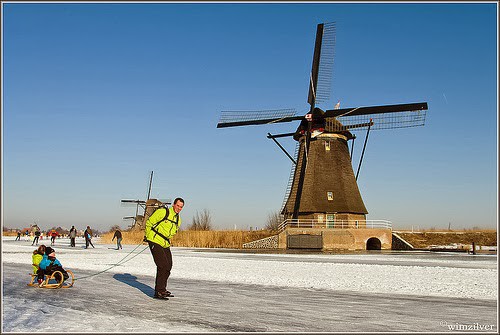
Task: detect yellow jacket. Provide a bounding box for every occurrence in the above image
[32,253,43,273]
[145,206,182,248]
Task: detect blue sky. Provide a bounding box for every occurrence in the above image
[2,2,497,232]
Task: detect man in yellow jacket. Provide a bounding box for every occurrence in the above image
[145,197,184,299]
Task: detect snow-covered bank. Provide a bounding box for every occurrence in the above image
[2,237,497,300]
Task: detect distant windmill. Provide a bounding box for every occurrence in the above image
[217,22,428,227]
[121,171,171,230]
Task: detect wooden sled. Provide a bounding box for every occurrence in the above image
[28,269,75,289]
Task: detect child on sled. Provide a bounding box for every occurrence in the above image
[39,246,69,284]
[32,245,46,285]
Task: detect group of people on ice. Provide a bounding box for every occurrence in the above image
[59,225,95,248]
[16,225,97,248]
[67,225,96,248]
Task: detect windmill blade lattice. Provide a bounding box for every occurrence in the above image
[314,22,336,104]
[120,199,145,208]
[333,110,427,132]
[217,108,298,128]
[324,102,427,118]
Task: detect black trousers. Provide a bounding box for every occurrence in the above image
[85,238,94,248]
[70,237,76,247]
[46,265,69,282]
[148,241,172,294]
[36,268,45,281]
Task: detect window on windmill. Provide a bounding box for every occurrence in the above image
[327,192,334,201]
[325,141,331,151]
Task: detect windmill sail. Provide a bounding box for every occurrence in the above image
[324,102,428,118]
[308,22,336,105]
[293,22,336,219]
[336,110,426,131]
[217,109,299,128]
[325,102,428,131]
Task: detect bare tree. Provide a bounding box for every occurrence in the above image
[188,209,213,231]
[265,211,282,231]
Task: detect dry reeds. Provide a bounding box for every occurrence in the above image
[101,230,146,245]
[100,229,276,249]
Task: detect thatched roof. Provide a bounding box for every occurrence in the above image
[283,133,368,216]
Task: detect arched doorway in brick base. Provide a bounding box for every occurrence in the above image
[366,237,381,250]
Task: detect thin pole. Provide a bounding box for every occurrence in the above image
[356,120,372,180]
[350,136,355,161]
[134,203,139,227]
[268,133,297,165]
[147,171,153,200]
[293,123,312,219]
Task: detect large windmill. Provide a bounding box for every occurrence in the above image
[217,22,428,230]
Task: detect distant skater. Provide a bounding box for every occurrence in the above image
[15,231,21,241]
[50,230,59,246]
[32,228,41,246]
[69,226,77,247]
[84,226,95,249]
[145,197,184,299]
[112,229,123,250]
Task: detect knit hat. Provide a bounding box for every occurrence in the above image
[45,247,55,257]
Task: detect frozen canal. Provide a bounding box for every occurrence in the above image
[2,237,497,332]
